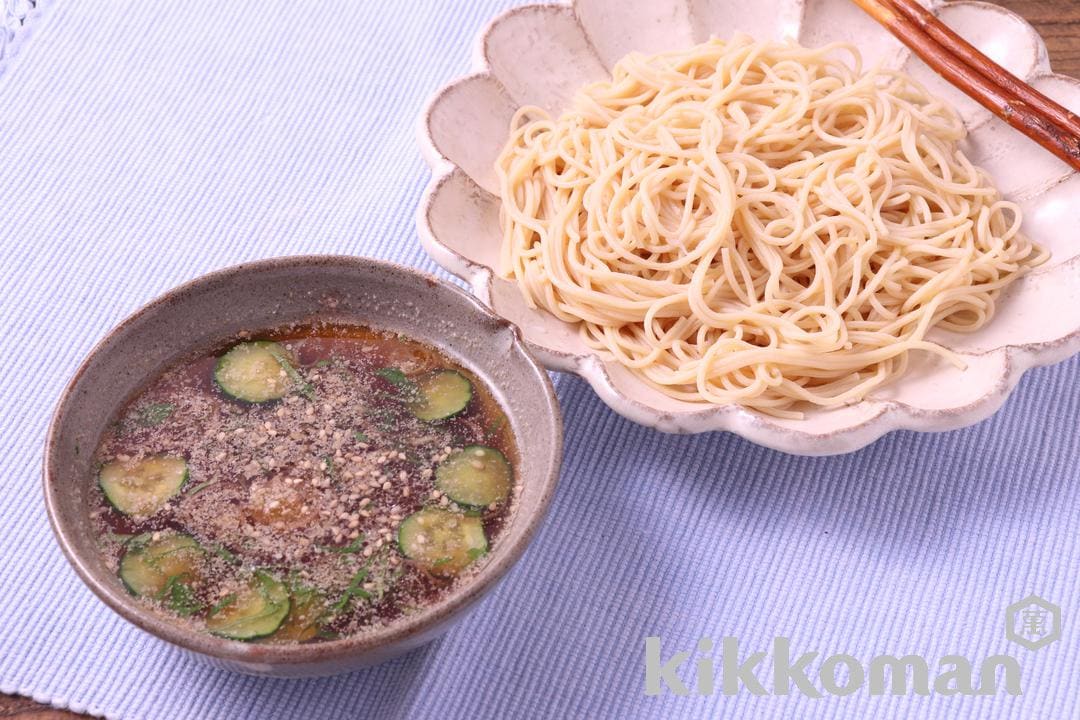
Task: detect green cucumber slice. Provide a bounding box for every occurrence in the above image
[206,571,290,640]
[397,507,487,575]
[435,446,511,507]
[119,533,203,597]
[407,370,473,421]
[214,341,297,403]
[268,587,326,643]
[99,455,188,516]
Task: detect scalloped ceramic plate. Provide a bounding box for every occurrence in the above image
[417,0,1080,455]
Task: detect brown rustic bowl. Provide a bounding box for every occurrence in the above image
[43,255,563,677]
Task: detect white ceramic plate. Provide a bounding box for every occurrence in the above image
[417,0,1080,455]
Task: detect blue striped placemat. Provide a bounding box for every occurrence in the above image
[0,1,1076,718]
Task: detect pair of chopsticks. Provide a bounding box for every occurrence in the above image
[853,0,1080,171]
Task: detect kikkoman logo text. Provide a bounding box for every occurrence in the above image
[645,595,1060,698]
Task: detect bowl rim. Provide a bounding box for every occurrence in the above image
[414,0,1080,455]
[42,254,563,667]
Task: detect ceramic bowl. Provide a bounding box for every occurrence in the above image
[43,256,563,677]
[417,0,1080,455]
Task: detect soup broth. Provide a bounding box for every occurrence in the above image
[91,323,517,642]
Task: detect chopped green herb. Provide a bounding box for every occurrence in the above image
[329,569,372,614]
[328,594,351,614]
[125,533,151,554]
[467,547,487,561]
[119,402,175,434]
[323,455,337,482]
[132,402,175,428]
[313,359,332,368]
[212,544,241,565]
[377,367,423,401]
[185,480,218,497]
[267,345,316,401]
[209,593,238,616]
[158,575,202,616]
[432,557,453,567]
[320,535,365,554]
[376,367,410,387]
[353,430,369,443]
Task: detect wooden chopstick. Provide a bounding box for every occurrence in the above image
[890,0,1080,138]
[852,0,1080,171]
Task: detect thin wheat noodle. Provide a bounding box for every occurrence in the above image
[496,36,1047,418]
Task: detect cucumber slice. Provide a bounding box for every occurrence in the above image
[206,571,290,641]
[407,370,473,422]
[119,533,203,597]
[397,507,487,575]
[99,456,188,516]
[214,341,297,403]
[268,587,326,643]
[435,446,511,507]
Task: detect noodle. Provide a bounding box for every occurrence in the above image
[496,35,1047,418]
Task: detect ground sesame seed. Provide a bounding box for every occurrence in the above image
[93,332,516,640]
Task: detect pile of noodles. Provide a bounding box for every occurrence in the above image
[495,35,1046,417]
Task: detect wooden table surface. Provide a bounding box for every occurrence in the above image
[3,1,1078,718]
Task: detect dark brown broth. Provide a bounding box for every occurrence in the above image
[92,323,518,642]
